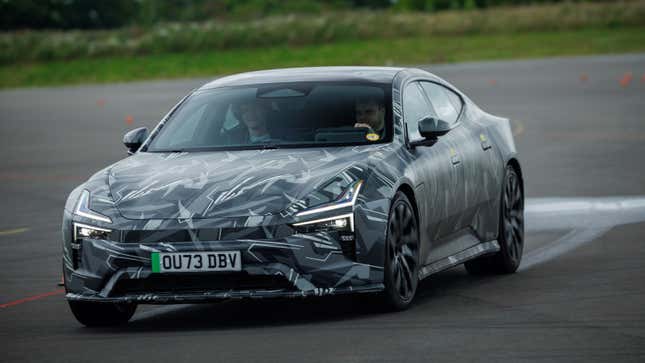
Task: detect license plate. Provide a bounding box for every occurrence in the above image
[151,251,241,273]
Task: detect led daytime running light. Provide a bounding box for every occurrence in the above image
[73,222,112,240]
[74,190,112,224]
[296,180,363,217]
[292,213,355,232]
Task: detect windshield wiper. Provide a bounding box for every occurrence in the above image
[257,143,280,150]
[150,144,284,152]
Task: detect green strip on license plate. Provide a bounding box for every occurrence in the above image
[151,252,160,273]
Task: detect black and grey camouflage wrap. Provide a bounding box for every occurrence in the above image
[62,67,520,304]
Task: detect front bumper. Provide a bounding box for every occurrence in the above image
[64,235,385,304]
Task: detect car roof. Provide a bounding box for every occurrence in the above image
[198,66,405,90]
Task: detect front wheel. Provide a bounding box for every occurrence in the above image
[68,300,137,327]
[379,191,420,310]
[465,164,524,275]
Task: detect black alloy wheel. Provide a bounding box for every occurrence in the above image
[465,164,524,274]
[501,165,524,270]
[380,191,420,310]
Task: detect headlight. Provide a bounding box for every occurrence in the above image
[74,190,112,224]
[71,222,112,270]
[292,180,363,232]
[292,213,354,233]
[296,180,363,218]
[73,222,112,241]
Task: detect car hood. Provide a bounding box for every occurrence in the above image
[107,146,386,220]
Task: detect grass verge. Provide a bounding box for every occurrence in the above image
[2,26,644,88]
[3,1,645,65]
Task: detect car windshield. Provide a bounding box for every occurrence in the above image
[146,82,392,152]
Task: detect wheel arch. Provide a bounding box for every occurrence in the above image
[487,157,524,243]
[394,182,420,224]
[390,177,430,259]
[506,157,524,191]
[494,157,524,241]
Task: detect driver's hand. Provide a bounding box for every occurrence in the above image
[354,122,373,130]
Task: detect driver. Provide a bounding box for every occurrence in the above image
[233,101,272,143]
[353,96,385,135]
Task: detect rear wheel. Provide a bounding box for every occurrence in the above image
[68,301,136,327]
[465,164,524,274]
[379,191,420,310]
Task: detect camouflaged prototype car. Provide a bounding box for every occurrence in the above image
[62,67,524,326]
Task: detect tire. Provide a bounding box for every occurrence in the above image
[379,191,420,310]
[68,300,136,327]
[465,164,524,275]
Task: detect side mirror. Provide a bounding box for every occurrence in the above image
[123,127,148,155]
[409,117,451,148]
[418,116,450,139]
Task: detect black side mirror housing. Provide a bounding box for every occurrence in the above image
[408,116,451,148]
[418,117,450,138]
[123,127,149,155]
[409,117,451,148]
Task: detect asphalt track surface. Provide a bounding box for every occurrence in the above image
[2,54,645,362]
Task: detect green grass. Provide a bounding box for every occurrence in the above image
[2,26,644,88]
[3,1,645,65]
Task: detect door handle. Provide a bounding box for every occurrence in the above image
[450,147,461,165]
[479,133,492,151]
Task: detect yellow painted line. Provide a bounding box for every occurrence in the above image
[0,227,29,236]
[512,119,525,137]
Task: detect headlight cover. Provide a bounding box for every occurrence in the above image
[73,222,112,241]
[292,180,363,232]
[296,180,363,217]
[71,222,112,269]
[74,190,112,224]
[292,213,354,233]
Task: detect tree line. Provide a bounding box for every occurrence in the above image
[1,0,601,30]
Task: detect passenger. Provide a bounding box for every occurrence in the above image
[353,96,385,135]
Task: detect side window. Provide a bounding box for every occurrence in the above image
[445,88,463,115]
[403,82,434,141]
[419,82,462,125]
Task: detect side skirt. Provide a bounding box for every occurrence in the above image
[418,240,500,280]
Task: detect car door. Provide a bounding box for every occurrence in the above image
[402,81,464,265]
[419,81,499,244]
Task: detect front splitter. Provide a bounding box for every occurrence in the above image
[65,283,385,304]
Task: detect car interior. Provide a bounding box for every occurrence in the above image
[151,84,391,149]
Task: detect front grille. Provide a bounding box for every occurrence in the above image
[118,226,294,243]
[111,273,294,296]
